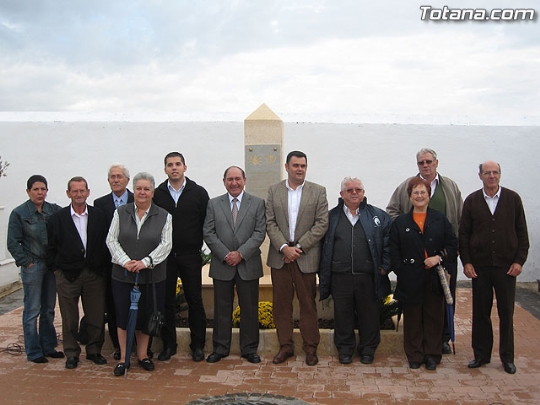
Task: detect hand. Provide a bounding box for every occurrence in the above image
[124,260,146,272]
[424,255,441,269]
[27,263,34,268]
[379,267,387,276]
[507,263,522,277]
[281,245,302,263]
[463,263,477,279]
[225,251,242,266]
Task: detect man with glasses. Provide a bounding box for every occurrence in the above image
[319,177,392,365]
[459,161,529,374]
[386,148,462,354]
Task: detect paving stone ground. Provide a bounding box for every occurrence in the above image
[0,286,539,405]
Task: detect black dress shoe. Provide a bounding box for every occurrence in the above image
[158,347,177,361]
[338,354,353,364]
[503,362,516,374]
[272,349,294,364]
[206,352,226,363]
[31,356,48,363]
[113,349,121,361]
[138,358,155,371]
[192,347,205,362]
[409,361,421,369]
[241,353,261,364]
[65,356,79,369]
[424,356,437,370]
[113,362,129,376]
[442,341,452,354]
[45,350,65,359]
[360,355,374,365]
[86,353,107,365]
[468,358,490,368]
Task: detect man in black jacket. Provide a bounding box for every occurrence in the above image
[153,152,210,361]
[47,176,109,369]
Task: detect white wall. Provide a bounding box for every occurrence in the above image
[1,115,538,284]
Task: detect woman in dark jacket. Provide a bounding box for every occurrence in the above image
[390,177,457,370]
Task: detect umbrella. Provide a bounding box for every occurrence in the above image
[436,264,455,354]
[124,273,141,377]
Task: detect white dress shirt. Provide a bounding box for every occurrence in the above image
[70,205,88,255]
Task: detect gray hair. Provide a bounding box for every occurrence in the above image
[478,162,501,174]
[132,172,155,190]
[340,176,364,192]
[108,163,130,179]
[416,148,437,161]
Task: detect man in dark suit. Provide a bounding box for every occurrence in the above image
[460,161,529,374]
[266,151,329,366]
[47,176,110,369]
[203,166,266,364]
[94,164,133,360]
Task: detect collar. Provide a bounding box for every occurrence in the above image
[483,186,501,199]
[70,204,88,217]
[286,179,305,191]
[167,178,186,193]
[228,190,244,204]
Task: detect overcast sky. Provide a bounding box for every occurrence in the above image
[0,1,538,122]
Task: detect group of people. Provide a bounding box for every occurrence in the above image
[6,148,529,377]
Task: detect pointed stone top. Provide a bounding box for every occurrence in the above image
[245,103,282,121]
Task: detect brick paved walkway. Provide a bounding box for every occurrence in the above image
[0,287,539,405]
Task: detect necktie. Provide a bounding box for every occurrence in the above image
[115,199,121,208]
[232,197,238,226]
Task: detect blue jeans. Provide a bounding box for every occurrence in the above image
[21,261,58,360]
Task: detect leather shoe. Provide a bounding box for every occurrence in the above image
[305,351,318,366]
[503,362,516,374]
[192,347,205,362]
[468,358,490,369]
[241,353,261,364]
[113,362,129,376]
[272,349,294,364]
[424,356,437,370]
[86,353,107,365]
[360,355,374,365]
[45,350,65,359]
[31,356,48,363]
[338,353,352,364]
[65,356,79,369]
[206,352,227,363]
[138,358,154,371]
[409,361,421,369]
[442,341,452,354]
[113,349,121,361]
[147,348,154,359]
[158,347,177,361]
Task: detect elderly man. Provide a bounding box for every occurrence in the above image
[459,161,529,374]
[266,151,329,366]
[94,164,134,360]
[7,175,63,363]
[47,177,110,369]
[386,147,462,354]
[319,177,392,364]
[203,166,266,364]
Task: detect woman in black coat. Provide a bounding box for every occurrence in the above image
[390,177,457,370]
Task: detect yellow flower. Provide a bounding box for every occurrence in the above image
[232,301,275,329]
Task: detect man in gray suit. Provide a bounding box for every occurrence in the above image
[266,151,329,366]
[203,166,266,364]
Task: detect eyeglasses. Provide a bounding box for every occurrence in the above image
[482,171,500,176]
[412,191,428,196]
[109,175,126,180]
[417,160,433,166]
[345,188,364,194]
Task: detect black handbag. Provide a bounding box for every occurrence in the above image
[143,267,164,337]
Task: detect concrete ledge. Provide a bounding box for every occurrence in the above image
[104,324,404,357]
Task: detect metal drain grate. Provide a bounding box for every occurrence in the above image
[187,393,311,405]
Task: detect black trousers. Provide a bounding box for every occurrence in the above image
[331,272,380,357]
[161,252,206,351]
[472,266,516,363]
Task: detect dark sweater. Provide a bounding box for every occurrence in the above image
[153,177,209,255]
[459,187,529,267]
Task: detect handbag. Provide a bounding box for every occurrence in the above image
[143,266,164,337]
